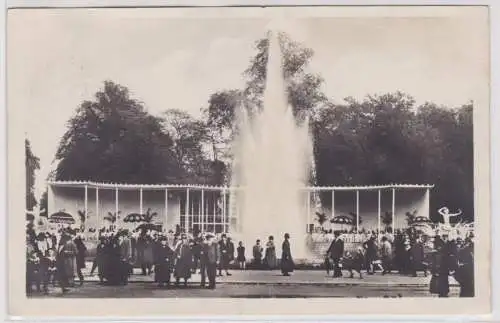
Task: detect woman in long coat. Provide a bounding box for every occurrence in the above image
[56,231,78,292]
[455,238,474,297]
[264,236,277,270]
[280,233,294,276]
[429,239,453,297]
[142,236,155,275]
[363,235,378,274]
[410,237,427,277]
[174,234,193,287]
[74,232,87,286]
[154,236,175,288]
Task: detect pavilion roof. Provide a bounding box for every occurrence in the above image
[47,180,434,191]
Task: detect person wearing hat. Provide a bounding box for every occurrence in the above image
[191,233,203,274]
[327,231,345,277]
[264,236,277,270]
[280,233,294,276]
[218,234,232,276]
[90,236,107,284]
[154,236,175,288]
[174,233,193,287]
[56,229,78,293]
[200,233,220,289]
[252,239,263,269]
[455,236,474,297]
[73,229,87,286]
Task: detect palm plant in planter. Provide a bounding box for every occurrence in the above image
[405,210,418,226]
[142,208,158,223]
[105,211,121,231]
[348,212,362,227]
[382,211,393,232]
[77,210,87,232]
[316,212,327,230]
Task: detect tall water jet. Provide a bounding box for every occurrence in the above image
[232,29,313,259]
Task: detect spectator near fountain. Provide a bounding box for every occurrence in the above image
[252,240,263,269]
[280,233,294,276]
[264,236,277,270]
[326,231,344,278]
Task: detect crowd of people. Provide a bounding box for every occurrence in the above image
[26,221,474,298]
[323,228,475,297]
[26,224,296,295]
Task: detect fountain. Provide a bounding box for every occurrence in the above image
[231,29,314,260]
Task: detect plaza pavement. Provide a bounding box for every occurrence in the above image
[81,261,459,287]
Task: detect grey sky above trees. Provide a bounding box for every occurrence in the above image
[40,32,474,223]
[13,10,487,201]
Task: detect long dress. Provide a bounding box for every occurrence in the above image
[280,240,294,275]
[264,241,277,269]
[154,245,175,285]
[455,243,474,297]
[174,243,193,281]
[56,238,77,288]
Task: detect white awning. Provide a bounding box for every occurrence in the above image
[47,180,434,191]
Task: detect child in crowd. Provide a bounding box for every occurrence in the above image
[343,247,365,279]
[237,241,246,270]
[46,248,58,287]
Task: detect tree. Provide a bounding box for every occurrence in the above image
[405,210,418,226]
[313,93,474,223]
[54,81,182,184]
[243,32,328,120]
[25,139,40,210]
[78,210,88,231]
[142,208,158,223]
[315,212,327,228]
[104,210,120,224]
[349,212,363,225]
[161,109,228,185]
[382,211,393,231]
[39,190,48,217]
[203,32,330,186]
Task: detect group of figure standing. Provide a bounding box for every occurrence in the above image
[27,223,296,295]
[322,228,474,297]
[26,227,87,294]
[250,234,294,275]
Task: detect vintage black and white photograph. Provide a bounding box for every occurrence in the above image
[7,4,491,316]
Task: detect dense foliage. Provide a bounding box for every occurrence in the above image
[25,139,40,210]
[47,33,474,222]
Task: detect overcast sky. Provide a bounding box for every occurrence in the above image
[8,7,489,200]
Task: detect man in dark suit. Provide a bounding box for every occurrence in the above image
[200,234,220,289]
[326,231,345,277]
[218,234,231,276]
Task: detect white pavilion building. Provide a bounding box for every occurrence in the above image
[46,181,433,236]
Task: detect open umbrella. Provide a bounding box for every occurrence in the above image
[136,223,162,232]
[411,216,432,225]
[330,215,354,231]
[123,213,145,223]
[48,211,75,224]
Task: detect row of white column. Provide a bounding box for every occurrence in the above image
[305,188,398,234]
[83,185,230,233]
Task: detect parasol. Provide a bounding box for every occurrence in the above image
[330,215,354,231]
[48,211,75,224]
[411,216,432,225]
[123,213,145,223]
[136,223,162,232]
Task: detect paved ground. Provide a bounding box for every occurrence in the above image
[81,261,458,286]
[29,281,459,298]
[27,264,460,298]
